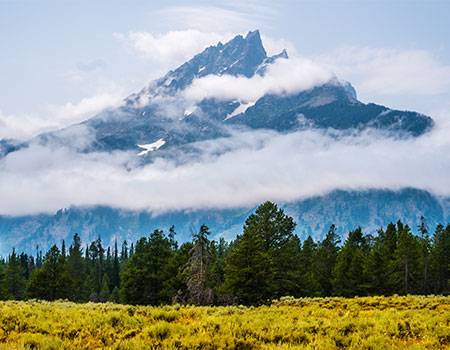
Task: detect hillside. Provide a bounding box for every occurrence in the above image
[0,188,448,255]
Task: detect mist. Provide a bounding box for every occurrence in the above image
[182,57,333,104]
[1,113,449,217]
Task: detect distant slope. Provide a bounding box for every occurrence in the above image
[229,81,433,136]
[0,188,447,255]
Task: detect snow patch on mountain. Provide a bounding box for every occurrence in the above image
[378,109,392,117]
[225,101,256,120]
[137,139,166,156]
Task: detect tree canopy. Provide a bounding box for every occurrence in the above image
[0,201,448,305]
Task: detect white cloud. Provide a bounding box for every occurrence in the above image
[154,5,270,33]
[1,115,450,216]
[181,56,333,103]
[317,47,450,97]
[115,3,286,68]
[0,92,123,140]
[48,93,122,123]
[0,110,49,141]
[261,35,297,57]
[114,28,298,77]
[115,30,235,69]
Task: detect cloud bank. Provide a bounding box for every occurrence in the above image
[115,30,234,69]
[0,92,123,140]
[1,115,449,216]
[154,4,273,34]
[317,47,450,98]
[182,57,333,103]
[114,28,292,73]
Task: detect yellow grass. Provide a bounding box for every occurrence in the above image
[0,296,449,349]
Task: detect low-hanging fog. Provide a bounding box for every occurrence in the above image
[1,114,449,216]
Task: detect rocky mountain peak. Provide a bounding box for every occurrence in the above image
[150,30,267,94]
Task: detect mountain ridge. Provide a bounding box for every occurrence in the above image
[0,30,441,254]
[0,188,448,255]
[2,30,434,156]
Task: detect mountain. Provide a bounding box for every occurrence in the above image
[0,30,440,254]
[0,188,448,255]
[228,81,433,136]
[0,139,20,157]
[20,30,432,156]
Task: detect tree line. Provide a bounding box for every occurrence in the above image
[0,202,449,305]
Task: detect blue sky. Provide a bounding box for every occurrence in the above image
[1,0,450,137]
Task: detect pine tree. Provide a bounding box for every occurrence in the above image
[418,216,432,294]
[109,286,121,303]
[390,223,422,294]
[362,222,399,295]
[28,245,71,300]
[120,229,173,305]
[110,239,120,290]
[252,202,296,295]
[3,249,26,300]
[430,224,450,293]
[299,236,320,296]
[171,242,193,304]
[244,202,296,252]
[365,228,390,294]
[224,202,298,303]
[0,260,5,300]
[86,237,105,297]
[224,229,273,305]
[99,273,110,302]
[145,230,175,304]
[18,253,31,281]
[315,225,340,295]
[333,228,368,296]
[381,222,399,292]
[35,246,43,268]
[66,233,87,301]
[168,225,178,249]
[121,240,129,262]
[61,240,66,260]
[105,246,113,290]
[208,238,229,300]
[120,238,146,305]
[184,225,214,305]
[129,243,134,257]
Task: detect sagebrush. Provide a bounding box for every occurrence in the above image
[0,295,449,349]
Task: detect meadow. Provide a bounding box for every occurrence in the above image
[0,296,448,349]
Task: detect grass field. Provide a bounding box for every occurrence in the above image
[0,296,449,349]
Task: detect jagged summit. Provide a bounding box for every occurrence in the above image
[124,30,272,105]
[269,49,288,61]
[7,30,434,155]
[157,30,268,93]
